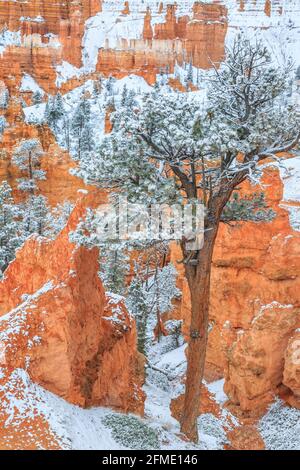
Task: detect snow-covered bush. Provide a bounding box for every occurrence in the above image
[0,116,6,136]
[102,413,160,450]
[12,139,45,194]
[259,399,300,450]
[198,413,228,450]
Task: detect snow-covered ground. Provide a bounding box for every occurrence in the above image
[0,342,234,450]
[1,336,299,450]
[79,0,300,79]
[279,156,300,231]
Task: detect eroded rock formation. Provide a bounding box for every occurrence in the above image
[97,2,227,82]
[0,0,102,69]
[171,165,300,415]
[0,191,145,414]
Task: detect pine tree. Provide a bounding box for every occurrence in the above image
[71,96,92,160]
[81,122,93,156]
[127,90,137,108]
[0,180,58,277]
[0,88,9,109]
[44,93,65,131]
[78,35,300,442]
[99,247,129,295]
[93,77,103,98]
[0,116,6,136]
[32,90,43,105]
[21,195,49,236]
[55,92,65,120]
[46,201,74,236]
[185,60,193,89]
[0,181,22,275]
[105,76,115,96]
[153,80,160,93]
[127,274,149,355]
[121,85,128,106]
[12,139,45,194]
[44,99,51,122]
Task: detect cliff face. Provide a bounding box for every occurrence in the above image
[0,97,89,205]
[0,0,298,91]
[0,0,102,69]
[96,2,227,83]
[171,163,300,416]
[0,191,145,414]
[0,0,299,445]
[0,1,228,90]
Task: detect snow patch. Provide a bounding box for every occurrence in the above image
[279,156,300,231]
[56,61,83,88]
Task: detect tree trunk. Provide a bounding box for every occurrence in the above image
[180,224,219,442]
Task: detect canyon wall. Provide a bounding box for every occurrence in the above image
[96,2,228,82]
[0,0,299,202]
[0,0,299,435]
[0,190,145,413]
[171,164,300,416]
[0,0,102,69]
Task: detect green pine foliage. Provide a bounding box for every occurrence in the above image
[102,413,160,450]
[99,248,129,295]
[0,181,22,275]
[222,192,275,222]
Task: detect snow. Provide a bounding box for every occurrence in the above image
[81,2,167,73]
[0,360,234,450]
[0,30,21,55]
[154,344,187,372]
[33,74,154,159]
[0,281,53,328]
[259,398,300,450]
[0,368,121,450]
[113,75,152,94]
[0,325,298,450]
[252,301,294,324]
[78,0,300,81]
[1,0,300,451]
[23,103,46,123]
[56,61,83,88]
[207,379,228,406]
[20,73,45,95]
[0,335,240,451]
[279,156,300,231]
[20,16,45,23]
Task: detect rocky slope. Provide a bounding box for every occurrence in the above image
[0,0,299,450]
[171,161,300,416]
[0,190,145,414]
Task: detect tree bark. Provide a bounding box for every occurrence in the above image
[179,180,238,443]
[179,224,218,442]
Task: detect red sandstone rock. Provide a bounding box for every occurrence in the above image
[0,96,93,205]
[143,8,153,41]
[0,368,62,449]
[96,2,227,83]
[224,302,300,412]
[283,330,300,407]
[227,425,265,450]
[170,384,221,423]
[171,166,300,414]
[122,1,130,16]
[0,191,145,414]
[0,1,102,69]
[264,0,272,17]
